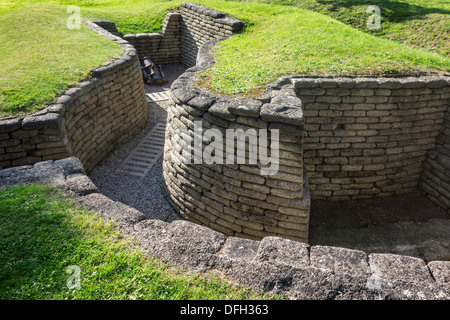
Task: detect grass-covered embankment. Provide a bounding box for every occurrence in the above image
[194,0,449,95]
[0,4,123,116]
[1,0,449,111]
[0,184,270,300]
[260,0,450,56]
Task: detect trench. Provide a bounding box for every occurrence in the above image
[86,61,450,263]
[89,3,449,262]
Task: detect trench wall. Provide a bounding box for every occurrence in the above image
[0,21,148,173]
[160,4,450,243]
[117,3,244,67]
[90,5,450,211]
[284,76,450,207]
[179,3,244,67]
[121,13,182,65]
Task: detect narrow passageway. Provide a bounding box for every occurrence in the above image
[89,64,187,222]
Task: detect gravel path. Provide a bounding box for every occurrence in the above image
[89,64,186,222]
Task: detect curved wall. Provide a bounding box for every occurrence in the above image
[161,5,450,243]
[179,3,244,67]
[162,40,310,242]
[65,22,148,173]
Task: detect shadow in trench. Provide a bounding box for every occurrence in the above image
[309,190,450,262]
[87,64,187,222]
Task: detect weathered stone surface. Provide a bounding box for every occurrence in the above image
[422,240,450,262]
[310,245,369,277]
[236,115,268,129]
[271,92,302,107]
[268,122,303,135]
[54,157,85,176]
[220,236,260,260]
[188,93,216,110]
[255,236,310,268]
[428,261,450,283]
[77,192,146,228]
[203,111,228,127]
[63,174,99,196]
[260,103,304,126]
[228,98,263,117]
[163,220,227,254]
[225,258,334,299]
[195,38,218,69]
[223,167,265,184]
[22,112,62,130]
[368,253,433,283]
[0,118,22,133]
[0,160,65,188]
[208,100,236,121]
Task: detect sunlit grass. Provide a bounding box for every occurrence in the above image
[0,184,273,300]
[0,0,448,112]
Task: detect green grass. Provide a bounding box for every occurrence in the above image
[195,0,449,95]
[0,4,123,116]
[0,0,449,112]
[259,0,450,56]
[0,184,272,300]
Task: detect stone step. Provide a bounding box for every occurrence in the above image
[116,122,166,178]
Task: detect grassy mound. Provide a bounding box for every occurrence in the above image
[0,0,448,113]
[194,0,449,95]
[0,4,122,116]
[0,0,178,34]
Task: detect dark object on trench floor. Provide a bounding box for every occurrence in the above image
[141,56,168,86]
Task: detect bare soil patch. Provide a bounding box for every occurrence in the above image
[310,191,450,229]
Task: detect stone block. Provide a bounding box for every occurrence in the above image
[368,253,433,283]
[0,118,22,133]
[255,236,310,268]
[228,98,263,117]
[260,104,304,126]
[220,237,261,260]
